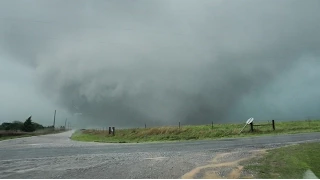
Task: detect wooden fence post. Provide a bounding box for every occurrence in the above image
[250,122,254,132]
[112,127,115,136]
[272,120,275,130]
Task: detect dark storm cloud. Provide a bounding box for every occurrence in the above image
[1,0,320,127]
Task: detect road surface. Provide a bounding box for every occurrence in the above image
[0,131,319,178]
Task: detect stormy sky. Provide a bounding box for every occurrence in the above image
[1,0,320,128]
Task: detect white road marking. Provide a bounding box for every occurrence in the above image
[144,157,168,160]
[28,143,54,146]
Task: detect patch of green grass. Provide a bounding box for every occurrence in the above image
[71,120,320,143]
[0,129,67,141]
[242,142,320,179]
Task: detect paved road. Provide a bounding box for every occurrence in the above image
[0,131,319,178]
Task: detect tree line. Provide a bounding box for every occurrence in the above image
[0,116,52,132]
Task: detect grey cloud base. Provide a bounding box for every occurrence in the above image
[1,0,320,128]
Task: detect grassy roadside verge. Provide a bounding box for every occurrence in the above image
[71,120,320,143]
[241,142,320,178]
[0,129,67,141]
[0,134,32,141]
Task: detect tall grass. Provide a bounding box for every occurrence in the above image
[71,120,320,143]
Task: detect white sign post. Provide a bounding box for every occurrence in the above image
[239,117,254,133]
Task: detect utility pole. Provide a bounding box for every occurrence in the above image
[53,110,56,129]
[65,118,67,130]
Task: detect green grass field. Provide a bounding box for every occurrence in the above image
[71,120,320,143]
[242,142,320,178]
[0,129,67,141]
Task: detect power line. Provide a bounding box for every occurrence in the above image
[1,16,213,52]
[0,16,192,37]
[5,30,197,50]
[0,17,57,24]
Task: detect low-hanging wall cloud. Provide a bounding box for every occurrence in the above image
[1,0,320,128]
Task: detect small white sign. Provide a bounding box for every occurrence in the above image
[246,117,254,124]
[240,117,254,133]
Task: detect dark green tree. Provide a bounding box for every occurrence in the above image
[0,122,11,130]
[0,122,22,131]
[11,121,24,131]
[33,122,44,130]
[22,116,36,132]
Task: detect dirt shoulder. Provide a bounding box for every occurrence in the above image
[181,141,320,179]
[181,148,267,179]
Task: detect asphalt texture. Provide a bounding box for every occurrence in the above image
[0,131,319,179]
